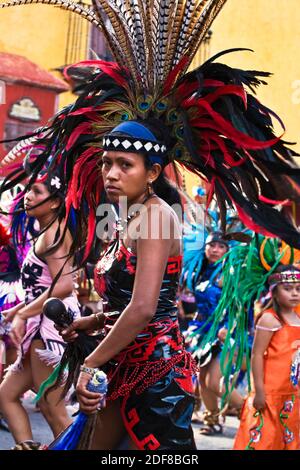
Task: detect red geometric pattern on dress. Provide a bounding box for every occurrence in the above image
[113,319,180,362]
[127,408,160,450]
[140,434,161,451]
[120,241,181,276]
[163,335,184,353]
[167,256,182,274]
[122,405,160,451]
[127,407,139,428]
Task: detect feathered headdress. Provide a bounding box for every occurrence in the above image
[1,0,300,260]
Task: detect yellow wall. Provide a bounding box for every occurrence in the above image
[0,3,90,107]
[186,0,300,194]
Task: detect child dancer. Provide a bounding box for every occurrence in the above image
[234,265,300,450]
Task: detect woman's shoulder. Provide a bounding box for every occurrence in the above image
[257,310,282,329]
[37,220,71,252]
[144,196,180,223]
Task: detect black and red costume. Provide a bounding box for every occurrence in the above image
[94,237,196,450]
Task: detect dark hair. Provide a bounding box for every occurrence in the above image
[262,264,300,324]
[150,168,182,208]
[138,119,182,208]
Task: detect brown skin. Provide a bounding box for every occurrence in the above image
[252,282,300,411]
[24,182,59,223]
[0,183,74,442]
[102,150,161,205]
[3,183,74,346]
[61,151,181,448]
[205,241,228,264]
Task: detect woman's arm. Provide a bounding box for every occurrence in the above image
[84,234,173,368]
[59,313,105,342]
[251,312,281,410]
[9,229,76,345]
[2,301,25,323]
[75,205,180,413]
[18,231,75,321]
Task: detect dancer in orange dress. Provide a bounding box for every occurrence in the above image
[234,264,300,450]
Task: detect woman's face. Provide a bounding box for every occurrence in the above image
[24,183,58,219]
[274,282,300,309]
[101,150,158,203]
[205,241,228,264]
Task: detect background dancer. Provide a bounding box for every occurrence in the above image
[0,174,81,450]
[183,219,246,434]
[201,235,300,411]
[234,264,300,450]
[0,221,24,431]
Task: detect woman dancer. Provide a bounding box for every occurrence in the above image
[0,175,80,450]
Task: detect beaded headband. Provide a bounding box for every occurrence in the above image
[102,135,167,155]
[102,121,167,165]
[268,271,300,286]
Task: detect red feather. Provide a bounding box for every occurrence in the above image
[64,60,128,88]
[163,56,190,94]
[258,195,291,206]
[0,222,10,246]
[66,122,93,151]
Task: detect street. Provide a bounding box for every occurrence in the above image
[0,392,238,450]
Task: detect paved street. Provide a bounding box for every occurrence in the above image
[0,393,238,450]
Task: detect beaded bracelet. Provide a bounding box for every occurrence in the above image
[91,312,103,328]
[79,365,97,376]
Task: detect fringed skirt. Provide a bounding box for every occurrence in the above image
[9,296,80,372]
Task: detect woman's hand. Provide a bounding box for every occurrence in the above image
[76,371,105,414]
[57,316,98,342]
[217,327,228,343]
[253,390,266,411]
[9,315,26,347]
[2,305,20,324]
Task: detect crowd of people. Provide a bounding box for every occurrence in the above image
[0,0,300,452]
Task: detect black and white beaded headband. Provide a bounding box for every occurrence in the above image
[102,135,167,156]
